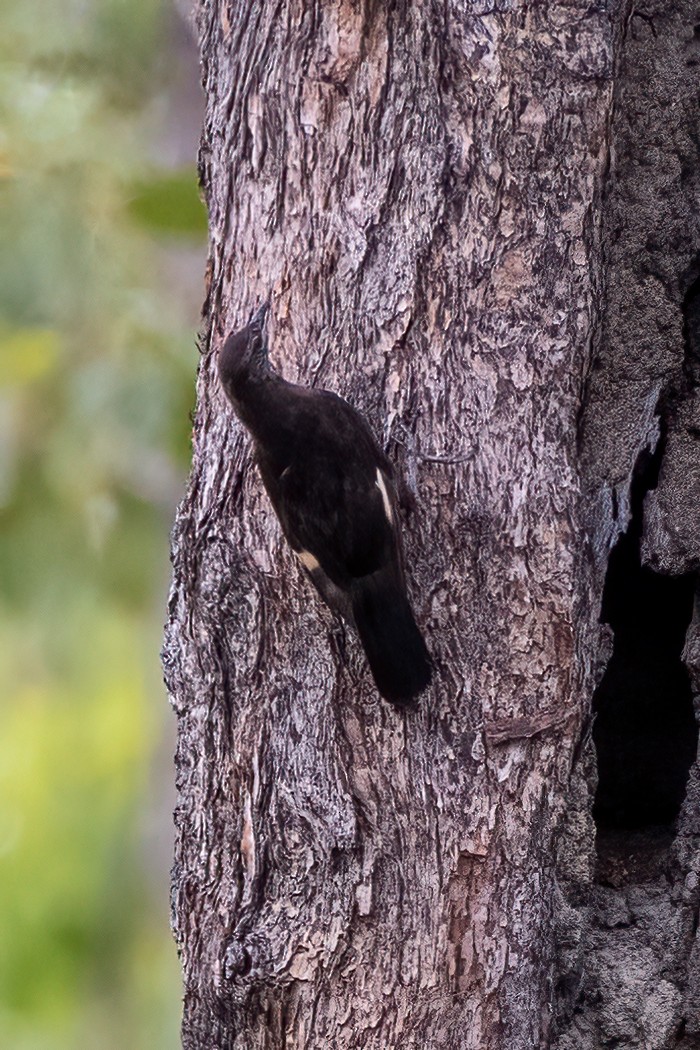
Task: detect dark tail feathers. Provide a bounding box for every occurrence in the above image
[351,570,431,707]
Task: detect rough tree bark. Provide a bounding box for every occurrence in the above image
[162,2,700,1047]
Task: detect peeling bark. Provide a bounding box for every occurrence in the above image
[163,2,700,1047]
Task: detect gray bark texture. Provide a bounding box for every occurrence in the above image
[162,2,700,1047]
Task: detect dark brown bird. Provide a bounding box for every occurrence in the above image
[218,303,431,707]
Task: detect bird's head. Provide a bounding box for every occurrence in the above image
[218,301,271,401]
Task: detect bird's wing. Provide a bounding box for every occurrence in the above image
[257,393,401,586]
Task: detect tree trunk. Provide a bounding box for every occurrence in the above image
[162,2,700,1047]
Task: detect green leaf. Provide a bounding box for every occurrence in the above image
[126,169,207,237]
[0,328,60,385]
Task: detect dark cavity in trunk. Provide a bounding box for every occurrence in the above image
[593,436,697,832]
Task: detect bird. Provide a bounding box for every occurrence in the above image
[217,301,432,707]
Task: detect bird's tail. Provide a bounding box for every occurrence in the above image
[351,569,432,707]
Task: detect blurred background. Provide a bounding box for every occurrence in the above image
[0,0,205,1045]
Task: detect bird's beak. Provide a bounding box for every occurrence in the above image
[248,300,270,330]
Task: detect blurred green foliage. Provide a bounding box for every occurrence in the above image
[0,0,204,1045]
[128,171,208,236]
